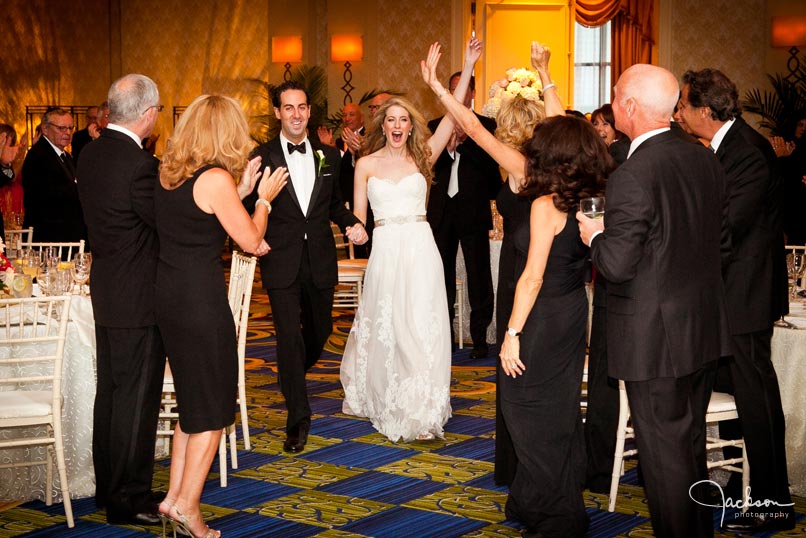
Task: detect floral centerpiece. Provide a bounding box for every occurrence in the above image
[0,241,15,293]
[481,67,545,119]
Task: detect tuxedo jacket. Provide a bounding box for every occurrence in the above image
[71,127,93,160]
[337,126,366,209]
[76,129,160,327]
[22,137,86,242]
[591,130,730,381]
[247,137,358,289]
[427,113,501,233]
[717,117,787,334]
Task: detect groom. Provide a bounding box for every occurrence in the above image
[245,80,367,453]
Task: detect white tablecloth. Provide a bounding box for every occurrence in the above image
[772,302,806,496]
[455,240,502,345]
[0,295,96,503]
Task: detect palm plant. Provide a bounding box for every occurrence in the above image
[743,62,806,137]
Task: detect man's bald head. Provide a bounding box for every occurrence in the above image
[612,64,678,139]
[342,103,364,131]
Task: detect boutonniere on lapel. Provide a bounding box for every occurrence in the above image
[316,149,329,175]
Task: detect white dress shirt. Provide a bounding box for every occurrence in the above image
[280,133,316,215]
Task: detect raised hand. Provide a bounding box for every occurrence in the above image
[464,37,483,69]
[316,125,335,148]
[531,41,551,73]
[420,42,445,95]
[237,156,263,200]
[257,165,289,203]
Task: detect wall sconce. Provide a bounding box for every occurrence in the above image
[272,36,303,81]
[771,16,806,82]
[331,35,363,104]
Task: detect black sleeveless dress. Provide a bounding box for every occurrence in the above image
[155,165,237,434]
[500,209,590,537]
[493,182,531,486]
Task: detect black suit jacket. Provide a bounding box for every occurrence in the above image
[717,117,788,333]
[591,130,730,381]
[71,128,93,160]
[427,113,501,233]
[76,129,160,327]
[22,137,86,242]
[246,137,359,289]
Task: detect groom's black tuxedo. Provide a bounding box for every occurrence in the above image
[246,136,359,431]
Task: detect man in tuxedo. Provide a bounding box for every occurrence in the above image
[76,74,165,526]
[678,68,794,532]
[70,106,98,160]
[245,81,367,453]
[427,72,500,358]
[578,64,730,538]
[22,107,86,242]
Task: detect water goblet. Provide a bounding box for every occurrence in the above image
[71,253,92,296]
[580,197,605,219]
[786,252,806,302]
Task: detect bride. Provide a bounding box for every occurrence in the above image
[340,39,481,441]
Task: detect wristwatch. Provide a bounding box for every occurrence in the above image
[506,327,522,337]
[255,198,272,212]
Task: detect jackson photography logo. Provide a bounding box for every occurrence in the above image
[688,479,794,526]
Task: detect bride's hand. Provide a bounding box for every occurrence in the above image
[464,37,482,69]
[420,42,445,95]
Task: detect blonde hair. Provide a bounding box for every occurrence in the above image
[363,97,434,182]
[160,94,255,188]
[495,96,545,150]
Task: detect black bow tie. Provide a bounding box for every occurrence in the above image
[287,142,307,154]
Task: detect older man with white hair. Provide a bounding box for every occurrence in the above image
[77,73,166,527]
[578,64,730,538]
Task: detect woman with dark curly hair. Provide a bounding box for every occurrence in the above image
[425,43,612,532]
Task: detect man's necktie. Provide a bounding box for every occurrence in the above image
[287,142,307,154]
[60,152,76,178]
[447,150,460,198]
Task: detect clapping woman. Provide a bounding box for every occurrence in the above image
[155,95,288,538]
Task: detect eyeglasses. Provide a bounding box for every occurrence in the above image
[143,105,164,114]
[47,123,75,133]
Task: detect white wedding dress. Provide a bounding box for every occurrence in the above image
[340,173,452,442]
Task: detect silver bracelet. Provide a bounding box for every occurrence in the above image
[255,198,272,213]
[542,83,557,91]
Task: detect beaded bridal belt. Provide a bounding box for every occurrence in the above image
[374,215,427,227]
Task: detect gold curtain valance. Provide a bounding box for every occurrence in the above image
[575,0,622,28]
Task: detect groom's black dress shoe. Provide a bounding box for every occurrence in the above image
[470,344,489,359]
[723,513,795,533]
[283,417,311,453]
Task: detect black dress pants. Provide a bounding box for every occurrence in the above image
[432,211,494,347]
[267,246,334,431]
[92,324,164,516]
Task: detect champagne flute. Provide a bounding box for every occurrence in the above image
[580,197,605,219]
[71,253,92,296]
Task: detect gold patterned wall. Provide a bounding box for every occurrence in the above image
[3,0,795,149]
[668,0,768,126]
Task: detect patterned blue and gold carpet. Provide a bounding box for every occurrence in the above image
[1,268,805,537]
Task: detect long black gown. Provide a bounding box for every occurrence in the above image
[501,209,589,537]
[155,165,238,434]
[493,181,530,486]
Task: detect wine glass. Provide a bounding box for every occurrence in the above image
[20,249,40,281]
[71,253,92,296]
[580,197,605,219]
[786,252,806,302]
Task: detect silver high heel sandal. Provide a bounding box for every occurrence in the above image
[170,504,221,538]
[159,499,190,538]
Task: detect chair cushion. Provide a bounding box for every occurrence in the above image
[0,391,53,418]
[707,391,737,414]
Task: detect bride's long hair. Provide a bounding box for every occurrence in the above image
[363,97,434,183]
